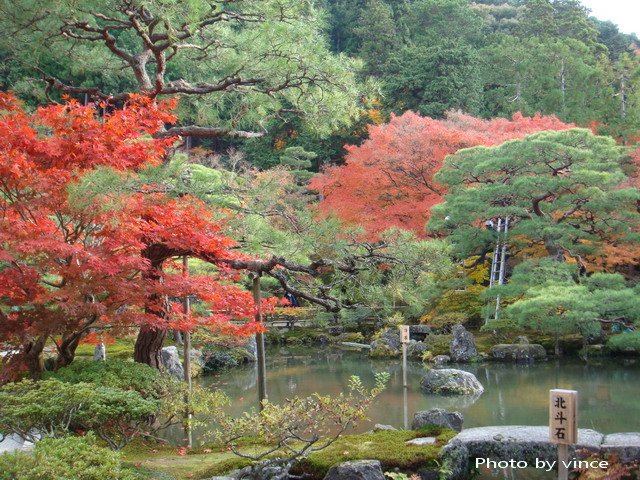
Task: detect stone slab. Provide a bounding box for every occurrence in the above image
[406,437,437,446]
[602,432,640,463]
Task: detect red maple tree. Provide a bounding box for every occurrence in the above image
[0,92,267,378]
[311,110,573,238]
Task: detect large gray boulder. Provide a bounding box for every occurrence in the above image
[161,346,184,379]
[409,325,432,341]
[420,368,484,396]
[490,344,546,363]
[412,408,464,432]
[449,325,478,362]
[439,426,604,480]
[431,355,450,365]
[407,340,428,360]
[369,328,401,358]
[323,460,385,480]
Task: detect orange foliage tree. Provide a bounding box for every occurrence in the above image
[0,92,267,378]
[310,111,572,238]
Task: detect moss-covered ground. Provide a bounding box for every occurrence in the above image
[121,428,455,480]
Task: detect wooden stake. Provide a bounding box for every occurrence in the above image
[402,342,408,389]
[253,274,267,410]
[182,256,192,448]
[557,444,569,480]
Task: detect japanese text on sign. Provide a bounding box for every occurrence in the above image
[549,389,577,445]
[399,325,410,344]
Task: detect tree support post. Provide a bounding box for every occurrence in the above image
[182,256,193,448]
[252,273,267,410]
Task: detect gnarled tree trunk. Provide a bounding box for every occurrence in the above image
[134,326,167,368]
[22,336,47,379]
[54,331,84,370]
[134,244,171,368]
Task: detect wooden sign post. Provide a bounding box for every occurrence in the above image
[399,325,410,389]
[550,389,577,480]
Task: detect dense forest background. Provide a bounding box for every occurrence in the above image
[2,0,639,169]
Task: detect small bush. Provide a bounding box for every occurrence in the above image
[0,434,136,480]
[608,332,640,354]
[0,379,159,449]
[50,359,166,398]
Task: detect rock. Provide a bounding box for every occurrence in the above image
[439,441,469,480]
[440,426,604,480]
[406,437,437,446]
[161,346,184,379]
[407,340,428,360]
[369,328,401,358]
[202,345,255,372]
[431,355,450,365]
[412,408,464,432]
[244,337,258,360]
[189,349,204,378]
[337,332,366,344]
[581,344,607,358]
[490,344,547,363]
[341,342,372,350]
[602,432,640,463]
[378,328,401,350]
[449,325,478,362]
[93,343,106,361]
[327,325,344,336]
[323,460,385,480]
[515,335,529,345]
[420,368,484,396]
[410,325,432,341]
[373,424,397,432]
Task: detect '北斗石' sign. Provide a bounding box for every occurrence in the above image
[549,389,577,445]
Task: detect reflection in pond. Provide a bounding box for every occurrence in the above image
[200,346,640,435]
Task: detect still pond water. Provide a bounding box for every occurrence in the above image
[195,346,640,479]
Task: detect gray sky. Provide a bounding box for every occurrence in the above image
[580,0,640,36]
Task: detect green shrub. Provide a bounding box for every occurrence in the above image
[608,332,640,354]
[50,360,227,441]
[50,359,166,398]
[0,434,136,480]
[0,379,159,449]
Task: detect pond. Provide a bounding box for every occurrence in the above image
[202,346,640,435]
[184,346,640,479]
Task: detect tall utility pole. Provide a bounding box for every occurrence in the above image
[252,273,267,409]
[182,256,193,448]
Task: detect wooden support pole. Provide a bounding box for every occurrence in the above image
[182,256,192,448]
[402,342,408,389]
[557,444,569,480]
[403,382,409,430]
[550,389,577,480]
[253,273,267,410]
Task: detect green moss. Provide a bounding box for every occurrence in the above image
[75,338,136,360]
[369,344,400,358]
[294,428,454,479]
[198,457,252,477]
[423,334,452,356]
